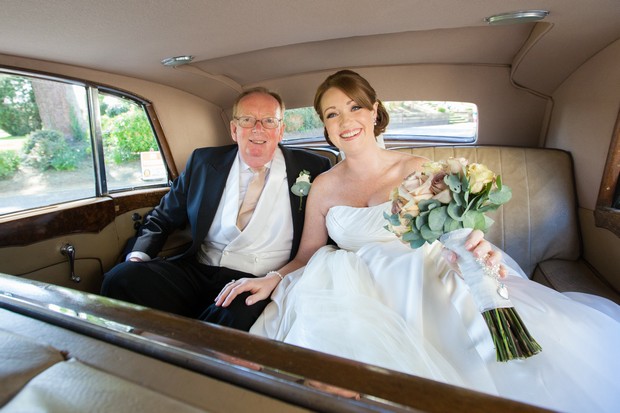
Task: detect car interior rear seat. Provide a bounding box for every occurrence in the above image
[303,145,620,304]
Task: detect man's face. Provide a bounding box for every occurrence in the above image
[231,93,284,168]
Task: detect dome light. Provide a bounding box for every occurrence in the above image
[484,10,549,25]
[161,55,194,67]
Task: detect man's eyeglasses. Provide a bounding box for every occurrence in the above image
[235,116,282,129]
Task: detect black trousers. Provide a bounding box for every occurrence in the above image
[100,256,269,331]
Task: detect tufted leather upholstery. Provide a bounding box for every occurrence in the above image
[393,146,619,303]
[393,146,579,276]
[0,308,311,412]
[0,329,66,406]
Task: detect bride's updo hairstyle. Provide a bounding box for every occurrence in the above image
[313,69,390,146]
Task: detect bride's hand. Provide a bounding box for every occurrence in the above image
[442,229,508,277]
[214,273,281,307]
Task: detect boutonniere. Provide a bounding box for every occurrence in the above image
[291,170,311,211]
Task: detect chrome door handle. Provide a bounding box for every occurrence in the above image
[61,244,81,283]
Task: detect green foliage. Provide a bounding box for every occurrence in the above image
[0,75,42,136]
[69,106,88,143]
[284,107,322,133]
[101,105,156,163]
[22,129,86,171]
[0,150,21,179]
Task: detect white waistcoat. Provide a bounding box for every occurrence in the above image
[195,149,294,276]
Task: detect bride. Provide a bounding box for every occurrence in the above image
[215,70,620,412]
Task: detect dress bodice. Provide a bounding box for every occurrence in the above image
[326,202,396,252]
[255,202,620,413]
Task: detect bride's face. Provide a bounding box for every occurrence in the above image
[320,87,378,150]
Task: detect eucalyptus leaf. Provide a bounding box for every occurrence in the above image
[418,199,441,211]
[428,206,448,231]
[445,174,461,192]
[409,238,427,249]
[420,224,442,243]
[447,201,464,221]
[384,212,403,226]
[461,173,470,192]
[478,203,499,213]
[463,210,486,230]
[496,175,503,189]
[488,186,512,204]
[402,230,421,242]
[291,181,311,197]
[443,216,462,232]
[452,190,464,206]
[415,213,428,230]
[483,214,495,230]
[471,194,485,210]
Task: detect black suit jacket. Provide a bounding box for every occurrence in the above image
[133,144,331,261]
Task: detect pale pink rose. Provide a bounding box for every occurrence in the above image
[446,157,468,174]
[401,171,427,193]
[430,171,448,195]
[422,161,445,175]
[432,188,452,204]
[409,175,434,198]
[390,188,404,214]
[467,163,495,193]
[400,198,421,217]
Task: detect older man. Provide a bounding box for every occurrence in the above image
[101,87,331,330]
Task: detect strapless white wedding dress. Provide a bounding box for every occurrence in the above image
[251,202,620,412]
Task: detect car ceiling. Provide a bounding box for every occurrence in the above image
[1,0,619,108]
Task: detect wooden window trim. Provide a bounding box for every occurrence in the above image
[595,108,620,237]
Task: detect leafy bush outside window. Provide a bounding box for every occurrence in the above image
[22,129,86,171]
[101,95,158,164]
[0,150,20,179]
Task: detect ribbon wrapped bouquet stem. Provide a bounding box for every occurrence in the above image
[385,158,542,362]
[440,228,542,361]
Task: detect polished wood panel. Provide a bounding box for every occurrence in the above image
[0,198,115,247]
[596,108,620,237]
[0,273,550,413]
[111,188,168,216]
[0,188,168,248]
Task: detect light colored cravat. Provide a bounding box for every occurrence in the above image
[237,167,267,230]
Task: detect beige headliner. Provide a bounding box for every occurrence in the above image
[1,0,618,108]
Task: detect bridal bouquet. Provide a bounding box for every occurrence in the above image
[384,158,542,361]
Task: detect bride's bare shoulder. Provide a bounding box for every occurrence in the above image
[393,151,428,174]
[308,163,343,193]
[312,162,344,187]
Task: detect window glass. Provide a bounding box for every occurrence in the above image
[283,107,324,144]
[100,93,166,191]
[0,74,94,214]
[282,101,478,144]
[0,71,168,215]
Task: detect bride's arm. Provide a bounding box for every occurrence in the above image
[215,174,332,307]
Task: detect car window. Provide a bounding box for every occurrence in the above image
[0,70,168,215]
[282,101,477,145]
[99,92,167,191]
